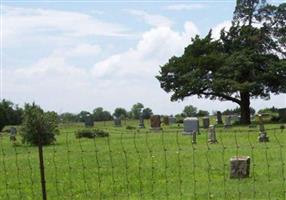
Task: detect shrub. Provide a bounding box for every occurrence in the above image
[126,125,136,130]
[76,129,109,139]
[21,103,59,146]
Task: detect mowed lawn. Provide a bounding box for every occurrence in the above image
[0,120,285,200]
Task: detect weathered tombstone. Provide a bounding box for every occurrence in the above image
[10,127,17,142]
[150,115,161,130]
[138,115,145,128]
[163,116,169,125]
[232,115,239,123]
[114,117,122,127]
[257,114,269,142]
[202,117,210,129]
[224,116,232,128]
[230,156,251,178]
[278,108,286,122]
[168,116,176,125]
[183,117,199,135]
[208,125,217,144]
[216,111,223,124]
[84,116,94,127]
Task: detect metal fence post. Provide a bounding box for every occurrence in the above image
[38,128,47,200]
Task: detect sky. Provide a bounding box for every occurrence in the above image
[1,0,286,115]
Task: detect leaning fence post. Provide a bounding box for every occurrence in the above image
[38,127,47,200]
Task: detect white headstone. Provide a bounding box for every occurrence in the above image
[224,116,232,127]
[208,125,217,144]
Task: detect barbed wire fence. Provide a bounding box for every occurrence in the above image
[0,122,285,199]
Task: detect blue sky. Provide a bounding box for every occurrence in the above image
[1,0,286,114]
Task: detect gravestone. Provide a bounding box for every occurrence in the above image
[278,108,286,122]
[84,116,94,127]
[150,115,161,130]
[10,127,17,142]
[230,156,250,178]
[163,116,169,125]
[232,115,239,123]
[168,116,176,125]
[216,111,223,124]
[224,116,232,128]
[183,117,199,135]
[114,117,122,127]
[202,117,210,129]
[257,114,269,142]
[208,125,217,144]
[138,115,145,128]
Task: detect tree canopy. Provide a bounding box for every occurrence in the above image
[156,0,286,124]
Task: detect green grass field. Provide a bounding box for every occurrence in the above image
[0,120,285,200]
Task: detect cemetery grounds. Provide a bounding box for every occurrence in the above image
[0,119,285,199]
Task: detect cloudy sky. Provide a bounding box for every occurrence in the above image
[1,0,285,115]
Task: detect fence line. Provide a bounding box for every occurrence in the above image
[0,125,285,199]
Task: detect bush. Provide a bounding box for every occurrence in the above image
[21,103,59,146]
[126,125,136,130]
[76,129,109,139]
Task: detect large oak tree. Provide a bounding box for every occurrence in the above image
[156,0,286,124]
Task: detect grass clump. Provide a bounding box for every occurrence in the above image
[75,129,109,139]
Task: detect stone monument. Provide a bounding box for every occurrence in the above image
[208,125,217,144]
[150,115,161,130]
[168,116,176,125]
[216,111,223,124]
[183,117,199,141]
[114,117,122,127]
[202,117,210,129]
[230,156,251,179]
[258,114,269,142]
[224,115,232,128]
[163,116,169,125]
[138,115,145,128]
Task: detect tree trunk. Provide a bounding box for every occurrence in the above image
[240,92,251,124]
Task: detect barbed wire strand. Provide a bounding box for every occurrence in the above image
[0,135,10,200]
[51,143,60,198]
[263,133,271,200]
[190,132,197,200]
[145,129,155,199]
[65,131,74,199]
[161,129,169,200]
[218,127,227,199]
[13,142,23,199]
[175,130,183,200]
[205,128,212,199]
[247,129,256,200]
[133,129,144,199]
[107,133,116,200]
[234,129,241,200]
[120,130,130,200]
[273,128,286,200]
[25,143,36,199]
[92,131,102,200]
[78,134,89,198]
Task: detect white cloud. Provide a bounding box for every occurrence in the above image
[3,6,131,47]
[212,20,232,39]
[128,10,173,27]
[4,20,199,113]
[165,4,205,11]
[52,44,102,58]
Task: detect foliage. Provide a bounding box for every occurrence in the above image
[131,103,144,119]
[75,129,109,139]
[0,99,23,131]
[21,103,59,146]
[223,107,255,115]
[126,125,136,130]
[77,111,92,123]
[93,107,113,121]
[113,107,128,119]
[59,112,78,123]
[183,105,197,117]
[196,110,209,117]
[156,0,286,124]
[258,106,279,114]
[142,107,153,119]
